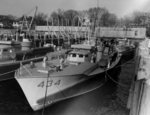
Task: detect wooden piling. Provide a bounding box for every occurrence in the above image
[139,80,150,115]
[129,80,145,115]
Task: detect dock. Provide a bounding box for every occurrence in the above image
[127,37,150,115]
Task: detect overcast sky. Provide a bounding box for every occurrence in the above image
[0,0,150,18]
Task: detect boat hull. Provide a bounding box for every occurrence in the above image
[15,55,121,111]
[0,46,53,81]
[14,44,124,111]
[15,74,86,110]
[0,57,44,81]
[0,61,20,81]
[21,41,32,51]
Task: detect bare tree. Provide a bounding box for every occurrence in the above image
[34,12,47,26]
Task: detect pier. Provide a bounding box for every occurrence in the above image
[127,37,150,115]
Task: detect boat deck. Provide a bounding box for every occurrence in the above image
[17,59,99,78]
[16,47,121,78]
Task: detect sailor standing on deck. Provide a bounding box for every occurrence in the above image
[42,56,48,68]
[59,56,64,70]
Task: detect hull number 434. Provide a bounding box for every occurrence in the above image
[37,80,61,88]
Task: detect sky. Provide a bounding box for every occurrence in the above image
[0,0,150,18]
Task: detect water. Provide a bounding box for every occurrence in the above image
[0,78,117,115]
[0,68,122,115]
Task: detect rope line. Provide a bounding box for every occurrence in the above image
[113,57,136,69]
[21,63,33,77]
[42,72,50,115]
[105,71,129,88]
[0,69,16,77]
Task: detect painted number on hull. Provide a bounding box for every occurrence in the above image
[37,80,61,88]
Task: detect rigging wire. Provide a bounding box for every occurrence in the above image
[24,7,37,17]
[42,71,50,115]
[117,55,135,68]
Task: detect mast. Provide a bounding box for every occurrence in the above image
[95,0,99,46]
[28,6,38,31]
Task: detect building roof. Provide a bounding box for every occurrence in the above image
[35,26,90,32]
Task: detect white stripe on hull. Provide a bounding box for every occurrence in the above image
[15,75,86,111]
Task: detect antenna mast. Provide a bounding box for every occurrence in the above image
[92,0,99,37]
[28,6,38,31]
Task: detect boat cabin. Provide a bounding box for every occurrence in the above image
[67,50,91,65]
[66,44,97,65]
[0,46,16,61]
